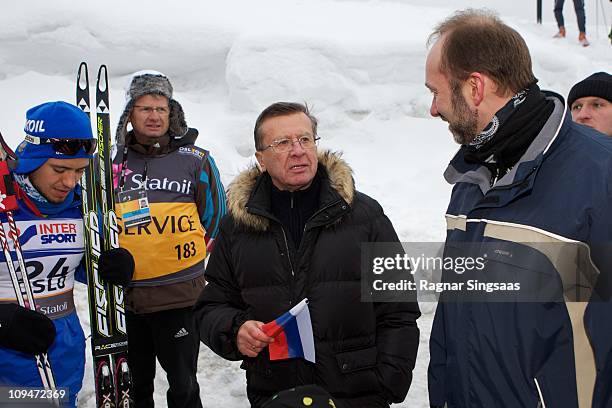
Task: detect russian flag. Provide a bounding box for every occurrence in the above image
[262,298,315,363]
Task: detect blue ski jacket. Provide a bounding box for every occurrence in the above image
[0,189,86,408]
[428,93,612,408]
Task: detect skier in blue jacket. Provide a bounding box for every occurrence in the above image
[0,101,131,407]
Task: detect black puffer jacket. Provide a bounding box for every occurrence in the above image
[195,151,420,407]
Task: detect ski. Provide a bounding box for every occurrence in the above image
[0,132,61,406]
[96,63,132,408]
[78,62,132,408]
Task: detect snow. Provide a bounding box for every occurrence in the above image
[1,0,610,406]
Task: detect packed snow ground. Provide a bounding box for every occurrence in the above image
[1,1,610,406]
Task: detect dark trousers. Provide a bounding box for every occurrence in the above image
[554,0,586,32]
[127,307,203,408]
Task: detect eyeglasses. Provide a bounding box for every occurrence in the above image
[261,135,320,153]
[133,105,170,116]
[24,134,97,155]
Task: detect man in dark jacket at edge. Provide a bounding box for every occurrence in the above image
[194,102,420,408]
[425,9,612,408]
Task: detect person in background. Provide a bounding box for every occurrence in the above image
[568,72,612,136]
[98,70,226,408]
[553,0,590,46]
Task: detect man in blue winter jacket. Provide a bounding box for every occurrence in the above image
[425,9,612,408]
[0,101,129,407]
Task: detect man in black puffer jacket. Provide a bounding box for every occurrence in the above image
[195,102,420,408]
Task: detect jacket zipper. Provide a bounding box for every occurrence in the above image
[279,226,296,309]
[281,199,343,305]
[534,377,546,408]
[279,226,295,277]
[489,165,538,190]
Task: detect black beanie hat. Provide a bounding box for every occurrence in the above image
[568,72,612,107]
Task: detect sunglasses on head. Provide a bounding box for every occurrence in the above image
[24,135,97,156]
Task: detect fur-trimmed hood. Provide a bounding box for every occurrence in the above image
[228,150,355,231]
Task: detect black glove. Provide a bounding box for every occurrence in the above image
[99,248,135,286]
[0,303,56,354]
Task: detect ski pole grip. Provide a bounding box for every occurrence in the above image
[0,161,19,212]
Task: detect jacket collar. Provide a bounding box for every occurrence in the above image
[120,128,199,157]
[228,150,355,231]
[444,91,568,197]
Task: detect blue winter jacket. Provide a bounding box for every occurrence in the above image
[0,190,86,408]
[428,92,612,408]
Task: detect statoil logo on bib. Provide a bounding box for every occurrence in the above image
[40,301,68,315]
[131,173,192,194]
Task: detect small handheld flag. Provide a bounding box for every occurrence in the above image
[262,298,315,363]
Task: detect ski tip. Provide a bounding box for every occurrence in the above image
[96,65,108,93]
[77,63,89,91]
